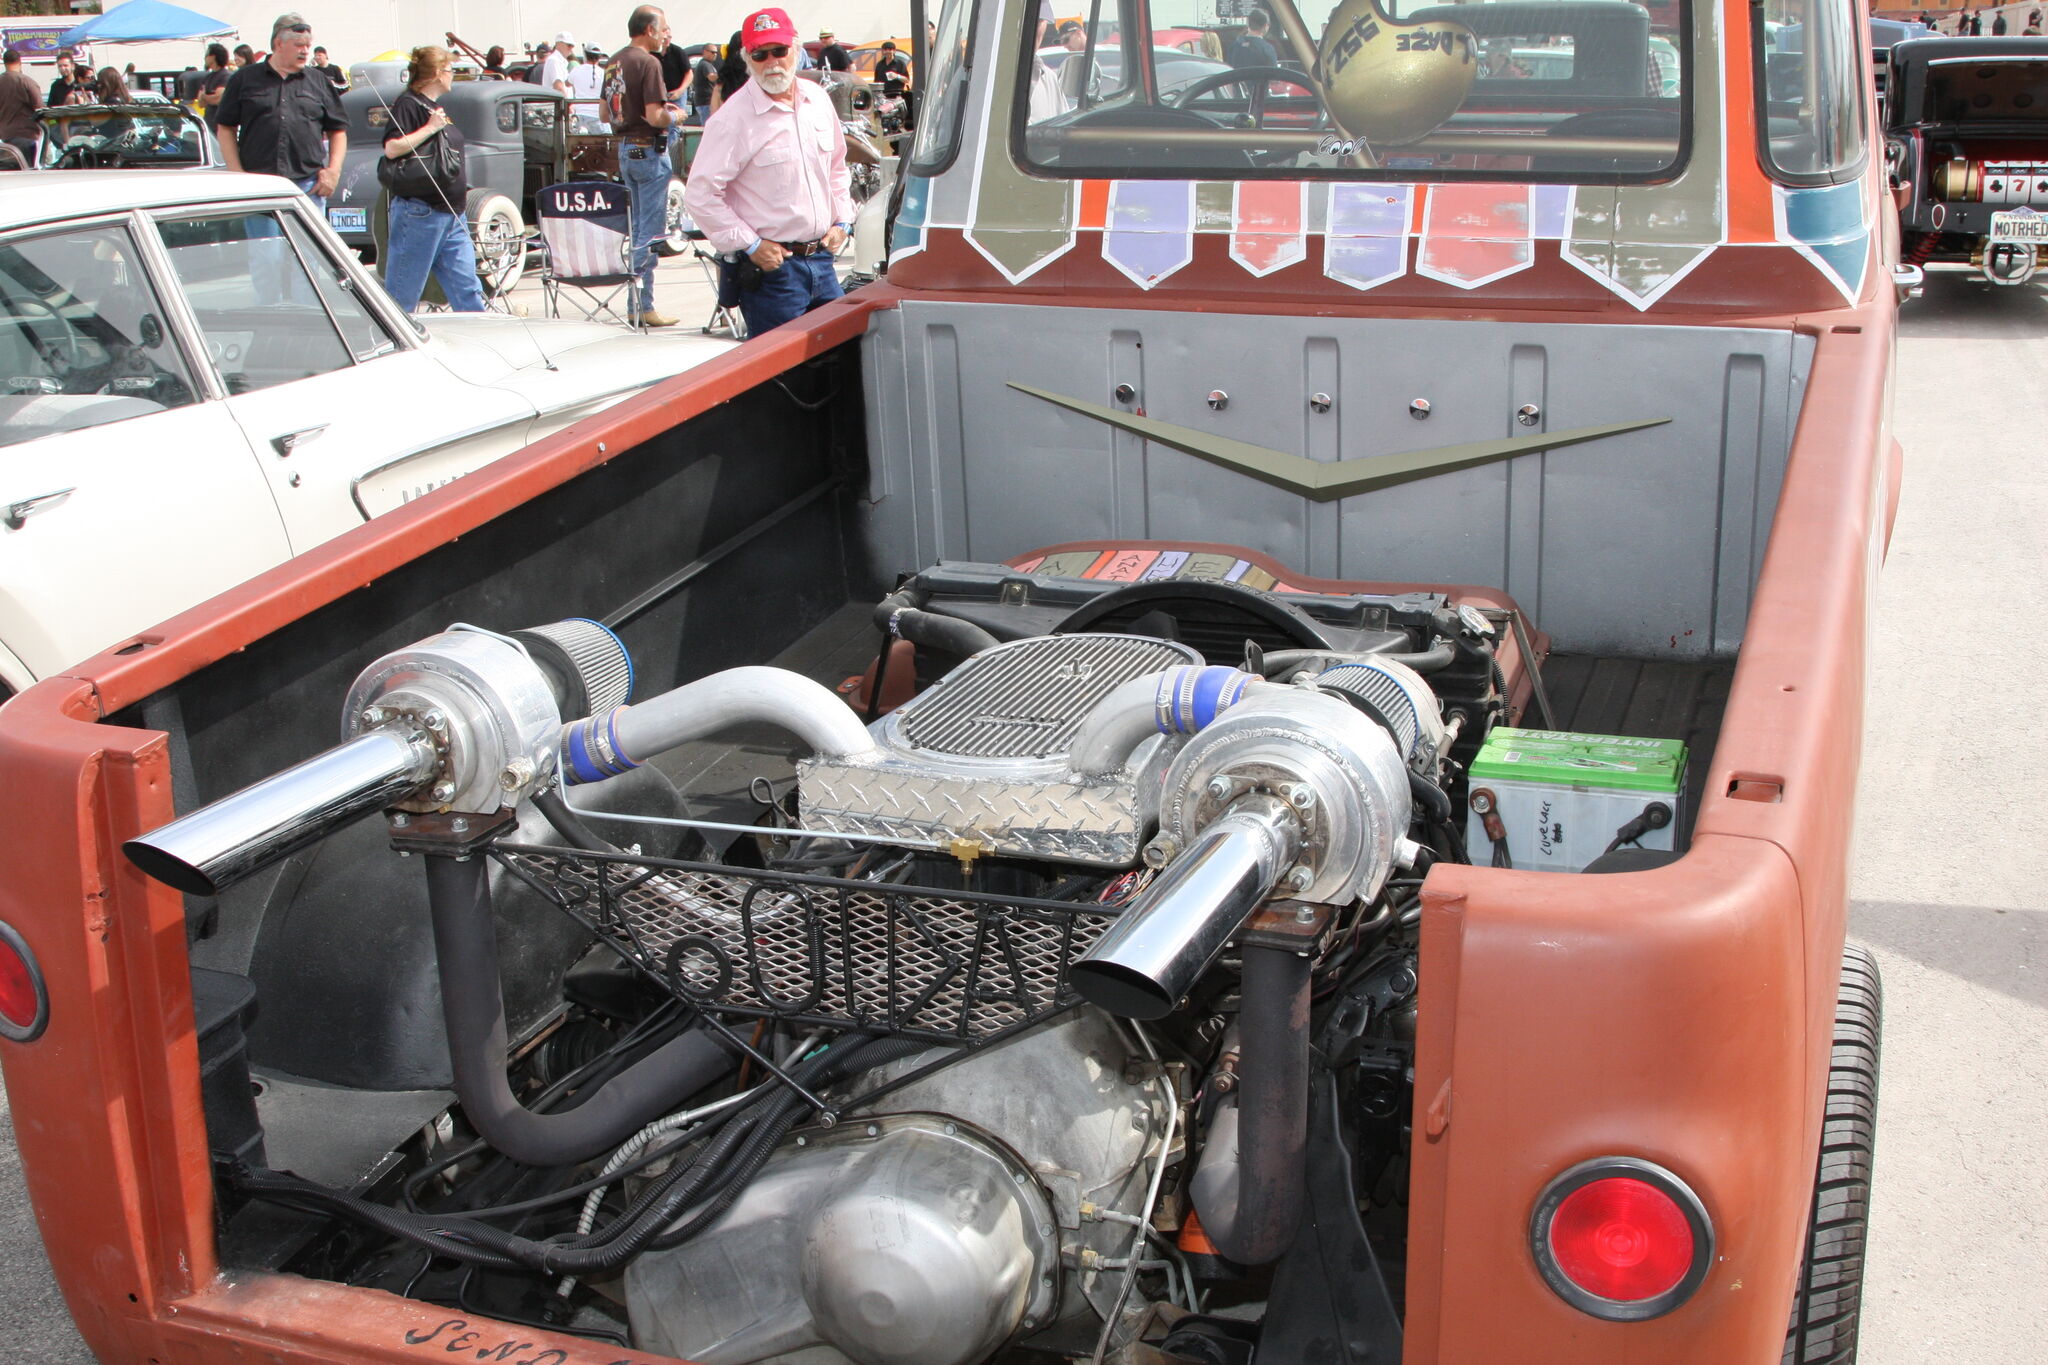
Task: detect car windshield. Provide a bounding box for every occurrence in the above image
[1019,0,1688,182]
[37,106,206,168]
[1920,58,2048,124]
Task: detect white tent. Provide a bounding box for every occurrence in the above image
[96,0,914,74]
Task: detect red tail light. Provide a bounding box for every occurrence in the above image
[1530,1158,1711,1321]
[0,920,49,1043]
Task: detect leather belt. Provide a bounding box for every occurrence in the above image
[778,239,828,255]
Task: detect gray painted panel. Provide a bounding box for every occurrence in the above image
[861,303,1809,658]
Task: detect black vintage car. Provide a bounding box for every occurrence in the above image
[324,81,687,292]
[1886,36,2048,286]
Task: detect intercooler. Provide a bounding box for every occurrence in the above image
[798,633,1201,865]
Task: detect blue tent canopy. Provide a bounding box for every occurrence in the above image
[59,1,234,46]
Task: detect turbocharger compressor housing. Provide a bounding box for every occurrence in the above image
[1159,686,1411,904]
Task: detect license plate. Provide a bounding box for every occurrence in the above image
[328,206,367,234]
[1990,209,2048,242]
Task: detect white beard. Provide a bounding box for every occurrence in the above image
[756,68,793,95]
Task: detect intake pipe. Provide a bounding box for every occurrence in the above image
[124,727,440,897]
[561,667,876,784]
[1189,945,1312,1265]
[1069,794,1300,1020]
[425,853,735,1167]
[1068,665,1261,779]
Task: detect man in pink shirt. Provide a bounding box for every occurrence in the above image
[683,6,854,335]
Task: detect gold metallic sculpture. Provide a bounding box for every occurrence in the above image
[1317,0,1478,146]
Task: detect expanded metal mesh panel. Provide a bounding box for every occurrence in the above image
[897,634,1196,759]
[496,843,1118,1043]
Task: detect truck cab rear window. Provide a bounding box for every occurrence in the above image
[1016,0,1689,182]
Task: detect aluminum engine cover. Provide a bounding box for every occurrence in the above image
[799,634,1199,866]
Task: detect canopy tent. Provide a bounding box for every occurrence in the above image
[59,1,234,47]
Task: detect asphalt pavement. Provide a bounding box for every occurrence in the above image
[0,263,2041,1361]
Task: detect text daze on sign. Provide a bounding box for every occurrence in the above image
[402,1317,664,1365]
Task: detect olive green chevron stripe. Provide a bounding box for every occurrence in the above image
[965,8,1075,277]
[1009,384,1669,502]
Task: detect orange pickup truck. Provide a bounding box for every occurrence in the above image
[0,0,1902,1362]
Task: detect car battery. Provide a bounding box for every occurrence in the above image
[1465,728,1687,873]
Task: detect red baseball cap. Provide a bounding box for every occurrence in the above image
[740,8,798,51]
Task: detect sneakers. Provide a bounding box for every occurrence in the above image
[636,310,678,328]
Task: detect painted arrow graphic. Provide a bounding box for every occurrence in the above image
[1008,383,1669,503]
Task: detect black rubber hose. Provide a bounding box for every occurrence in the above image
[1211,944,1311,1265]
[424,854,736,1168]
[1393,638,1458,674]
[873,586,1002,657]
[1407,770,1451,823]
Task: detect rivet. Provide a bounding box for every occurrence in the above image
[865,1123,880,1137]
[1309,392,1333,413]
[1516,403,1541,426]
[287,472,301,487]
[598,442,608,453]
[943,1122,958,1136]
[1113,382,1136,403]
[1410,398,1431,419]
[1206,389,1228,411]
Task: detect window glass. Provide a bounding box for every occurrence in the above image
[1021,0,1688,183]
[910,0,981,172]
[36,106,209,168]
[497,100,522,134]
[0,223,202,450]
[157,212,353,395]
[1755,0,1866,182]
[279,213,403,362]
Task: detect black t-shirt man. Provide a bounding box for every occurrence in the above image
[819,40,851,71]
[382,87,469,202]
[1226,32,1279,68]
[658,41,690,98]
[217,58,347,179]
[689,53,716,106]
[201,67,230,127]
[47,74,81,106]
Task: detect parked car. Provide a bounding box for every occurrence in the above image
[1884,35,2048,286]
[327,81,688,291]
[0,169,730,694]
[31,101,219,169]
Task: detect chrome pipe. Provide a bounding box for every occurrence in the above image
[1070,795,1301,1020]
[124,727,439,897]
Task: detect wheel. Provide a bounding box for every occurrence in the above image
[664,177,689,240]
[1782,943,1882,1365]
[466,189,525,295]
[1169,65,1324,131]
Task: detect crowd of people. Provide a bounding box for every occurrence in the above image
[1921,7,2047,35]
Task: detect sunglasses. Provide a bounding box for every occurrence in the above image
[747,44,790,60]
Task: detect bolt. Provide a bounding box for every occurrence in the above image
[389,812,409,828]
[450,816,469,834]
[499,757,535,791]
[1013,1172,1028,1184]
[865,1123,880,1137]
[795,1134,808,1147]
[817,1112,838,1128]
[430,780,455,803]
[1021,1318,1037,1331]
[1470,790,1494,815]
[1286,784,1316,811]
[421,709,446,730]
[1207,776,1234,800]
[943,1122,958,1136]
[1284,865,1314,893]
[360,707,386,727]
[1038,1223,1054,1237]
[1143,837,1176,868]
[1295,904,1317,924]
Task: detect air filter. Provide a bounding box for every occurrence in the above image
[1314,656,1447,773]
[512,618,634,718]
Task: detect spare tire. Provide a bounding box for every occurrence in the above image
[467,188,526,296]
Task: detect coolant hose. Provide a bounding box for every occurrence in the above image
[874,588,1004,658]
[1199,944,1311,1266]
[424,854,736,1167]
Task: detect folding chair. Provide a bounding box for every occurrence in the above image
[687,229,746,340]
[534,181,641,329]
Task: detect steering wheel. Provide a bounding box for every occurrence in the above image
[1170,66,1325,130]
[1,295,85,377]
[1052,578,1331,652]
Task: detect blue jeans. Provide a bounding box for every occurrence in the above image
[619,142,672,312]
[735,250,843,336]
[383,196,487,313]
[292,175,327,216]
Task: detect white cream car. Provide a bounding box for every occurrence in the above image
[0,171,730,694]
